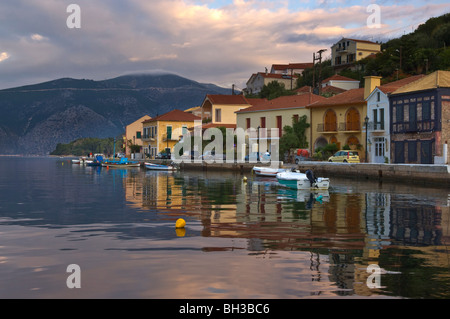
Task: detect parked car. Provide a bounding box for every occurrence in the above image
[156,152,171,159]
[180,150,200,160]
[328,150,360,163]
[199,150,226,161]
[245,152,271,162]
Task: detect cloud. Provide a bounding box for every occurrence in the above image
[0,52,10,62]
[0,0,449,90]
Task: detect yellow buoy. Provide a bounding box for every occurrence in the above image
[243,176,247,182]
[175,218,186,229]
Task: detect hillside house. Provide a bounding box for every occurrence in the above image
[331,38,381,71]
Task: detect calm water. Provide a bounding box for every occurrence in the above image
[0,156,449,299]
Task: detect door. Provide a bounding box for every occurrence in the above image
[324,110,337,132]
[346,108,360,131]
[394,141,405,164]
[374,137,385,163]
[420,140,433,164]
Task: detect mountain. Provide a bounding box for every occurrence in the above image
[0,73,232,155]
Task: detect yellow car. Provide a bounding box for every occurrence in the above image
[328,150,360,163]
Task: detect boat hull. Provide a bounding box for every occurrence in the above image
[101,162,140,168]
[252,166,284,177]
[277,172,330,190]
[144,163,176,171]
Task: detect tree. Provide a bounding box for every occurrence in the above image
[279,115,310,157]
[259,81,295,100]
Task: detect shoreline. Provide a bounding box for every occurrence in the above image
[2,155,449,187]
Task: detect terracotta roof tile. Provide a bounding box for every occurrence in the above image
[236,93,327,113]
[307,88,365,108]
[206,94,250,105]
[391,71,450,95]
[143,109,201,123]
[322,74,359,83]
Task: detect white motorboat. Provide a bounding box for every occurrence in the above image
[277,170,330,190]
[252,166,285,177]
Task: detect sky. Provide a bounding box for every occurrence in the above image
[0,0,449,90]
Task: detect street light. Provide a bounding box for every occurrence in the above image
[364,116,369,163]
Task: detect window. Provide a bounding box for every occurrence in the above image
[422,101,431,121]
[215,108,222,122]
[379,108,385,130]
[260,117,266,128]
[166,126,172,140]
[377,92,381,102]
[276,116,282,137]
[136,131,142,139]
[246,118,251,129]
[409,104,417,131]
[408,141,417,162]
[395,104,404,123]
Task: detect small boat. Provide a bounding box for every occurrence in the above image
[277,170,330,190]
[101,158,140,168]
[252,166,285,177]
[72,159,81,164]
[144,162,177,171]
[86,155,104,167]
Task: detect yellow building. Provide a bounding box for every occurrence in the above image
[200,94,255,126]
[308,76,381,160]
[142,109,201,158]
[125,115,151,158]
[236,93,326,154]
[331,38,381,70]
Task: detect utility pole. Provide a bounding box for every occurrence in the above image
[312,49,327,95]
[316,49,327,95]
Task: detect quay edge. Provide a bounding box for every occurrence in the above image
[296,162,450,188]
[143,160,450,187]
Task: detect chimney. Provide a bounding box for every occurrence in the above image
[364,75,382,99]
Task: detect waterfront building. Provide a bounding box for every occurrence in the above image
[124,115,151,159]
[331,38,381,71]
[365,75,425,163]
[142,109,200,158]
[307,76,382,159]
[199,94,256,127]
[389,70,450,164]
[235,93,326,154]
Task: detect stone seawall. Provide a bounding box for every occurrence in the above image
[295,162,450,187]
[147,160,450,187]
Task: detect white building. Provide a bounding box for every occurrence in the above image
[365,75,425,163]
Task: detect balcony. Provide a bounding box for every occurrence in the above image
[162,133,180,142]
[339,122,361,132]
[142,134,156,142]
[317,123,338,133]
[368,121,385,131]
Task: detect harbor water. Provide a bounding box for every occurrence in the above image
[0,156,448,298]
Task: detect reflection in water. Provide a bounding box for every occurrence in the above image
[0,157,448,298]
[123,169,450,298]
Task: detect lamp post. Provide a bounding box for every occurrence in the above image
[364,116,369,163]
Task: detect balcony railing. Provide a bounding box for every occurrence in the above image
[368,121,385,131]
[162,133,180,142]
[339,122,361,132]
[317,123,337,133]
[317,122,362,132]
